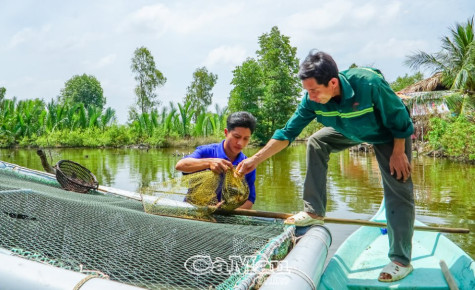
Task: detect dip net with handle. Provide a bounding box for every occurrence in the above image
[0,162,294,289]
[141,169,250,221]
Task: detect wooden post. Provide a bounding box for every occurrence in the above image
[36,150,55,174]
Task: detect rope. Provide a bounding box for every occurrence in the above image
[73,274,99,290]
[73,264,110,290]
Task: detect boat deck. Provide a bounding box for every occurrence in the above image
[346,232,451,289]
[319,204,474,289]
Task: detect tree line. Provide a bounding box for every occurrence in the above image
[1,18,474,160]
[0,26,302,148]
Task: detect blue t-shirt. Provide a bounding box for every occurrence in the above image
[184,140,256,203]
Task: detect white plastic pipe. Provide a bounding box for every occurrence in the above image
[0,250,142,290]
[260,226,332,290]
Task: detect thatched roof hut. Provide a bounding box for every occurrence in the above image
[397,72,448,94]
[396,73,453,117]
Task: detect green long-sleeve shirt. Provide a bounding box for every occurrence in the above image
[272,67,414,144]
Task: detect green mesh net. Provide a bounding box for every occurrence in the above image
[0,164,294,289]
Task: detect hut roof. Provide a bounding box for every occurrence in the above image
[397,72,448,94]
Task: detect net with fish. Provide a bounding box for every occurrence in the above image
[0,163,295,289]
[141,169,250,220]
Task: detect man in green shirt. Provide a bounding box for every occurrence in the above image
[236,50,414,282]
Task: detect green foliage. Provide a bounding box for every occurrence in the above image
[60,74,106,110]
[0,87,5,102]
[229,58,263,123]
[427,117,448,148]
[439,116,475,160]
[131,46,167,115]
[145,127,166,147]
[163,102,177,136]
[105,125,134,146]
[0,95,116,148]
[33,126,134,148]
[184,67,218,121]
[131,111,157,138]
[299,121,324,139]
[444,92,467,115]
[0,98,46,142]
[428,116,475,160]
[177,101,195,137]
[405,17,475,92]
[193,112,208,137]
[229,26,301,144]
[257,27,301,142]
[390,72,424,92]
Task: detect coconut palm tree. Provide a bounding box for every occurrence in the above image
[405,17,474,93]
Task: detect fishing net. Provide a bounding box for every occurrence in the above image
[141,169,249,221]
[54,159,99,193]
[0,163,294,289]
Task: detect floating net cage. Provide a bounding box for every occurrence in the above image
[0,163,295,289]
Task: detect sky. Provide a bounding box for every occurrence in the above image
[1,0,474,124]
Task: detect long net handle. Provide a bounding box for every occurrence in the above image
[214,208,470,234]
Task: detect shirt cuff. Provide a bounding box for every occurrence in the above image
[272,129,295,144]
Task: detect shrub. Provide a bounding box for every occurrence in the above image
[427,117,448,149]
[105,125,133,147]
[439,116,475,160]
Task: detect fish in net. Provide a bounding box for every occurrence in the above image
[140,168,249,220]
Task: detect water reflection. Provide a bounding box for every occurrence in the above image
[0,144,473,258]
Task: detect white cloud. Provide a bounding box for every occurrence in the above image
[203,46,247,68]
[121,4,171,35]
[121,2,244,36]
[94,54,118,69]
[352,3,377,22]
[286,1,353,31]
[9,28,33,48]
[8,25,52,48]
[284,0,402,40]
[357,38,428,60]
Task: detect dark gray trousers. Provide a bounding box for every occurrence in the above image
[303,127,414,265]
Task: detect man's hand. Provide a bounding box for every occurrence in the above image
[235,157,258,177]
[390,138,411,182]
[234,139,289,178]
[209,158,233,174]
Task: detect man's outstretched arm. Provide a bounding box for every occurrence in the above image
[236,139,289,176]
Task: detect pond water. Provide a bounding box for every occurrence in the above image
[1,143,473,259]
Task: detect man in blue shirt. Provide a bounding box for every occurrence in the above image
[176,111,257,209]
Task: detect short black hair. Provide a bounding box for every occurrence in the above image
[298,50,339,86]
[226,111,257,134]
